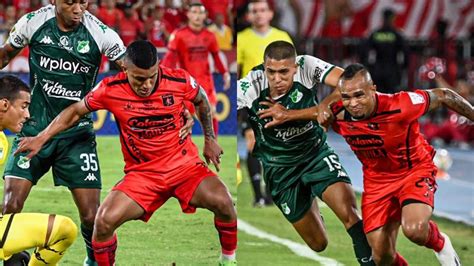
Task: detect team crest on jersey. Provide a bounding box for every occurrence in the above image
[289,89,302,103]
[77,41,90,54]
[162,94,174,106]
[281,203,291,215]
[17,156,30,169]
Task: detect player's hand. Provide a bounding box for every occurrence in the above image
[223,72,231,91]
[14,136,47,159]
[258,100,289,128]
[203,137,223,172]
[179,109,194,139]
[316,104,334,132]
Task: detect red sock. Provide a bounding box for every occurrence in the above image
[214,218,237,256]
[424,220,445,252]
[92,234,118,266]
[392,253,408,266]
[213,117,219,137]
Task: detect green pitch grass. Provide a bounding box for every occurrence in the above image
[1,136,236,265]
[237,162,474,266]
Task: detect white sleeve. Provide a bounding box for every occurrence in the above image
[297,55,335,87]
[7,6,55,48]
[82,12,126,61]
[7,15,29,48]
[237,72,261,110]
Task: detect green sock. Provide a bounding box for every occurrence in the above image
[347,220,375,265]
[81,223,96,262]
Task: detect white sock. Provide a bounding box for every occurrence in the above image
[221,252,236,261]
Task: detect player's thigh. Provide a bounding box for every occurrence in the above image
[52,133,101,189]
[3,136,54,185]
[177,162,233,215]
[1,213,51,257]
[96,190,145,227]
[265,165,313,224]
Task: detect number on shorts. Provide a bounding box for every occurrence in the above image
[80,153,98,171]
[323,155,341,172]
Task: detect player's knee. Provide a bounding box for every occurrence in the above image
[2,197,25,213]
[210,193,236,220]
[79,209,98,228]
[94,211,117,237]
[307,237,328,252]
[56,215,78,247]
[402,221,429,245]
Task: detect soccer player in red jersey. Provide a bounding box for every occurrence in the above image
[15,41,238,266]
[258,63,473,266]
[161,2,231,136]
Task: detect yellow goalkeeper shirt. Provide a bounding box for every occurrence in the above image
[237,27,293,77]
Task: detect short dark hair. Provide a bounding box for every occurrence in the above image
[263,41,296,62]
[125,40,158,69]
[188,1,205,9]
[341,63,369,80]
[0,75,30,101]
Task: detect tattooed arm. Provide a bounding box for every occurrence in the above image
[193,87,223,171]
[427,88,474,121]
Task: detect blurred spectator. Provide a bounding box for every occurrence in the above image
[364,8,407,94]
[118,3,145,46]
[88,2,100,17]
[201,0,233,28]
[429,19,458,86]
[321,0,351,38]
[163,0,187,33]
[28,0,42,12]
[145,6,172,48]
[98,0,124,31]
[12,0,29,10]
[0,5,17,33]
[208,12,233,51]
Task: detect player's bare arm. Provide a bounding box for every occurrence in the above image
[15,100,91,159]
[193,87,223,171]
[258,100,318,128]
[427,88,474,121]
[0,43,22,69]
[316,66,344,126]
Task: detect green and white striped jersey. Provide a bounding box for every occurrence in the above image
[237,55,335,166]
[7,5,126,138]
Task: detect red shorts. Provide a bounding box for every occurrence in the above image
[361,166,437,233]
[112,160,217,222]
[185,88,217,114]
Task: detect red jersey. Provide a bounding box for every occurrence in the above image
[85,68,202,173]
[161,26,227,93]
[332,90,436,188]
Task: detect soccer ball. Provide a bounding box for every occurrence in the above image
[433,149,453,172]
